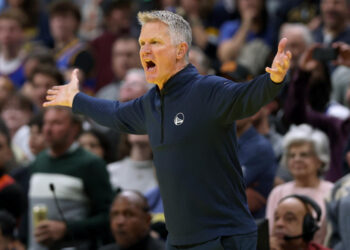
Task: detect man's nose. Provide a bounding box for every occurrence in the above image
[141,44,151,55]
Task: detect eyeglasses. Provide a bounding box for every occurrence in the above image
[287,151,315,160]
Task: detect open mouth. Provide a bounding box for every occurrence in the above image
[145,60,156,70]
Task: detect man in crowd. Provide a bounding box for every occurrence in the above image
[100,190,165,250]
[270,195,330,250]
[28,107,113,249]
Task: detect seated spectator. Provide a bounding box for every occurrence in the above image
[96,37,141,101]
[49,0,95,92]
[236,115,277,219]
[0,9,27,88]
[28,107,113,249]
[266,124,334,244]
[108,133,157,195]
[217,0,274,76]
[313,0,350,46]
[0,120,23,220]
[1,94,34,164]
[270,195,331,250]
[188,46,212,75]
[27,64,64,110]
[78,128,114,163]
[99,190,165,250]
[325,172,350,249]
[0,76,15,112]
[91,1,135,90]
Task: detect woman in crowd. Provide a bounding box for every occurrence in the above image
[266,124,334,244]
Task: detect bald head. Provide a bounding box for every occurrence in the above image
[110,190,151,248]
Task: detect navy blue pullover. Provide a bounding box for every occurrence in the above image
[73,64,285,245]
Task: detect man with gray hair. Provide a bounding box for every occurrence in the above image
[279,23,313,70]
[43,10,291,250]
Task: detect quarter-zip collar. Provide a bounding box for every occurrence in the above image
[157,63,199,95]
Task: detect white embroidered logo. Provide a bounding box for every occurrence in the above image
[174,113,185,126]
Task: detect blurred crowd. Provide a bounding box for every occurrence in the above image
[1,0,350,249]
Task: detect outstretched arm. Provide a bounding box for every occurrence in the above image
[43,69,80,108]
[44,69,147,134]
[266,38,292,83]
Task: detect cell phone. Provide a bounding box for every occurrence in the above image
[312,47,339,61]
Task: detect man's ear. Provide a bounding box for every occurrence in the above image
[176,42,189,60]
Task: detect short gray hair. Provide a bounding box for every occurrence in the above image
[281,124,330,175]
[137,10,192,47]
[279,23,313,46]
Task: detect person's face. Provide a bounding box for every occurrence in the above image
[119,73,147,102]
[273,198,307,248]
[112,40,140,80]
[0,133,12,168]
[287,143,322,179]
[110,196,150,248]
[321,0,349,30]
[280,28,308,69]
[1,104,32,134]
[29,124,47,155]
[50,14,78,42]
[0,18,23,49]
[43,108,75,149]
[31,73,58,108]
[139,21,179,86]
[78,132,104,159]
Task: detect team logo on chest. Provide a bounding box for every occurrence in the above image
[174,113,185,126]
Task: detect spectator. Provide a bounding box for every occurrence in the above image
[218,0,274,76]
[27,64,64,110]
[96,37,141,101]
[0,120,23,220]
[236,115,277,219]
[325,172,350,249]
[279,23,313,71]
[313,0,350,46]
[0,8,27,88]
[28,113,47,157]
[266,124,334,244]
[4,0,52,45]
[78,128,114,163]
[1,94,34,164]
[284,46,350,180]
[28,107,113,249]
[91,0,134,90]
[270,195,331,250]
[49,0,95,92]
[108,133,156,194]
[99,190,165,250]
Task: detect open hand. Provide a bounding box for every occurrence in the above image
[266,38,292,83]
[43,69,80,108]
